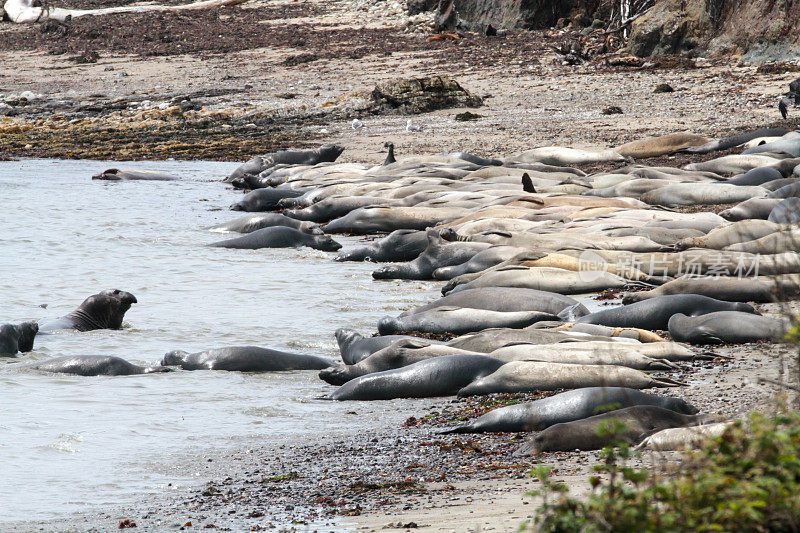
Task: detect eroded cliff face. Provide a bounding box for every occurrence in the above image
[628,0,800,60]
[436,0,607,30]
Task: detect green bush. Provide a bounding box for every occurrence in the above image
[525,410,800,532]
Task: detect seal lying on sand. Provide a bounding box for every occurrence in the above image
[576,294,757,331]
[334,328,437,365]
[327,354,505,401]
[231,188,308,212]
[38,290,137,332]
[636,422,733,451]
[441,387,698,434]
[378,307,560,336]
[668,312,788,344]
[227,145,345,182]
[457,361,683,396]
[27,355,169,376]
[207,226,342,251]
[514,405,704,455]
[0,322,38,355]
[162,347,333,371]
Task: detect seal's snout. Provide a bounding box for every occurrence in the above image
[161,350,186,366]
[230,203,244,211]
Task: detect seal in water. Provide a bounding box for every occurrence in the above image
[327,353,506,401]
[514,405,704,455]
[335,230,429,263]
[92,169,180,181]
[441,387,698,434]
[161,347,333,371]
[38,290,137,332]
[0,321,38,355]
[207,213,321,235]
[668,312,788,344]
[230,188,308,212]
[207,226,342,251]
[576,294,757,331]
[27,355,169,376]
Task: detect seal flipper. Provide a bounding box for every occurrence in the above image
[521,173,536,193]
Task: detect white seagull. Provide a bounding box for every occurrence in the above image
[406,119,422,133]
[351,118,363,130]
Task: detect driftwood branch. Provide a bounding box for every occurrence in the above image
[3,0,249,23]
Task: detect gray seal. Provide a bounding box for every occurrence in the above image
[334,230,429,263]
[162,346,333,371]
[334,328,434,365]
[207,213,321,235]
[231,188,308,212]
[402,287,589,320]
[227,144,345,182]
[0,322,38,355]
[92,169,180,181]
[576,294,757,331]
[38,290,137,332]
[207,226,342,251]
[326,354,505,401]
[668,312,788,344]
[441,387,698,434]
[514,405,704,455]
[769,198,800,224]
[27,355,169,376]
[372,229,491,280]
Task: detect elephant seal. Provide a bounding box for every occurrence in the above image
[622,275,800,304]
[614,133,711,159]
[576,295,757,331]
[227,145,345,181]
[231,188,307,212]
[668,312,788,344]
[322,206,466,234]
[28,355,168,376]
[679,127,791,154]
[443,265,637,296]
[723,230,800,254]
[769,197,800,224]
[432,246,528,280]
[207,226,342,251]
[768,181,800,199]
[442,387,698,434]
[372,230,491,280]
[92,169,180,181]
[675,220,781,250]
[724,167,783,186]
[514,405,703,455]
[161,346,333,371]
[38,290,137,332]
[537,322,666,342]
[334,328,438,365]
[636,421,732,451]
[505,147,625,166]
[326,354,505,400]
[487,343,679,370]
[402,287,589,320]
[457,361,683,396]
[446,327,635,353]
[640,183,769,207]
[449,152,503,166]
[742,137,800,157]
[0,322,38,355]
[335,230,429,263]
[377,307,560,336]
[283,196,395,223]
[207,213,321,234]
[321,339,465,385]
[720,198,783,220]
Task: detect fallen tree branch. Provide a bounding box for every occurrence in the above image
[3,0,249,24]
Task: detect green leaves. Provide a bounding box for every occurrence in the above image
[523,410,800,533]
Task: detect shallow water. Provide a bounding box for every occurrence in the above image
[0,159,440,524]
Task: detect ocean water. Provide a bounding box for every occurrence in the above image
[0,159,440,524]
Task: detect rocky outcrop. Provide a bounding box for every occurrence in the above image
[433,0,604,31]
[368,76,482,114]
[628,0,800,60]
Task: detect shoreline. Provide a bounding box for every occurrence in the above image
[3,0,800,530]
